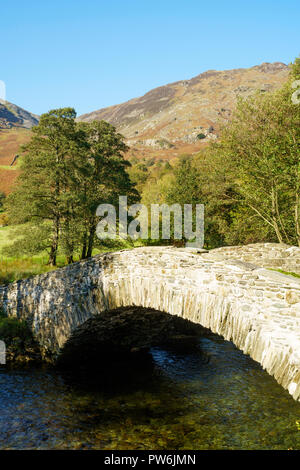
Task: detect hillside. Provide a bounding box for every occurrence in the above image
[79,62,289,160]
[0,101,38,194]
[0,62,291,195]
[0,128,32,194]
[0,99,39,130]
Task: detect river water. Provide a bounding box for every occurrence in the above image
[1,331,300,450]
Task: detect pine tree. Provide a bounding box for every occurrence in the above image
[5,108,83,265]
[77,120,139,258]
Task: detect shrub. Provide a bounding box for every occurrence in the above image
[0,309,43,364]
[0,314,31,342]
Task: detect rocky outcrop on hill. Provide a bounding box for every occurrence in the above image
[0,100,39,129]
[78,62,289,159]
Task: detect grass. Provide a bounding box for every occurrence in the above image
[0,225,18,251]
[0,165,18,171]
[0,225,147,284]
[0,160,22,171]
[0,257,64,284]
[269,268,300,279]
[0,225,71,283]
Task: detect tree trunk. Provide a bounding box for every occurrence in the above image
[86,222,96,258]
[81,231,88,259]
[271,186,284,244]
[48,216,60,266]
[295,192,300,247]
[66,255,74,264]
[274,186,290,244]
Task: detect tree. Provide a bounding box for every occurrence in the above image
[0,192,5,212]
[5,113,139,263]
[165,152,235,248]
[0,192,8,226]
[76,120,139,259]
[291,56,300,81]
[164,59,300,248]
[5,108,85,265]
[166,155,201,205]
[208,58,300,245]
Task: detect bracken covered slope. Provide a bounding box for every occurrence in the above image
[79,62,289,160]
[0,128,32,194]
[0,101,38,194]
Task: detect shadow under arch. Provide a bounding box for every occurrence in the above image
[57,306,208,371]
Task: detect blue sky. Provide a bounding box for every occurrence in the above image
[1,0,299,116]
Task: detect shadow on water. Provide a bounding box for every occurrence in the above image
[1,331,300,450]
[58,335,212,397]
[60,348,158,393]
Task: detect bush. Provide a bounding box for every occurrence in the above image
[0,213,8,227]
[0,314,31,342]
[0,310,43,364]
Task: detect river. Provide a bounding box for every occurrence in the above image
[1,331,300,450]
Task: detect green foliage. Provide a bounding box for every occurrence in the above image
[0,256,60,284]
[3,56,300,267]
[2,223,53,258]
[164,152,234,248]
[4,110,139,265]
[167,156,201,205]
[0,192,5,212]
[0,310,43,364]
[0,234,145,284]
[127,57,300,249]
[290,56,300,81]
[208,68,300,245]
[0,315,31,342]
[197,133,206,140]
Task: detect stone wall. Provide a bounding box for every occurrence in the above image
[204,243,300,275]
[0,246,300,400]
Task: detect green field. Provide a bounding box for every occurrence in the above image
[0,225,17,251]
[0,161,22,171]
[0,226,61,283]
[0,225,145,284]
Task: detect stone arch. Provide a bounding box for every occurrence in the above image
[1,247,300,400]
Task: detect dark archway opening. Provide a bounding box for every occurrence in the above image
[57,307,209,379]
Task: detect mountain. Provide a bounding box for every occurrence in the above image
[0,99,39,129]
[79,62,289,160]
[0,62,291,195]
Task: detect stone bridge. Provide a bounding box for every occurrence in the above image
[1,245,300,400]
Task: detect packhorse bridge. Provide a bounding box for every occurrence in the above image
[1,244,300,400]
